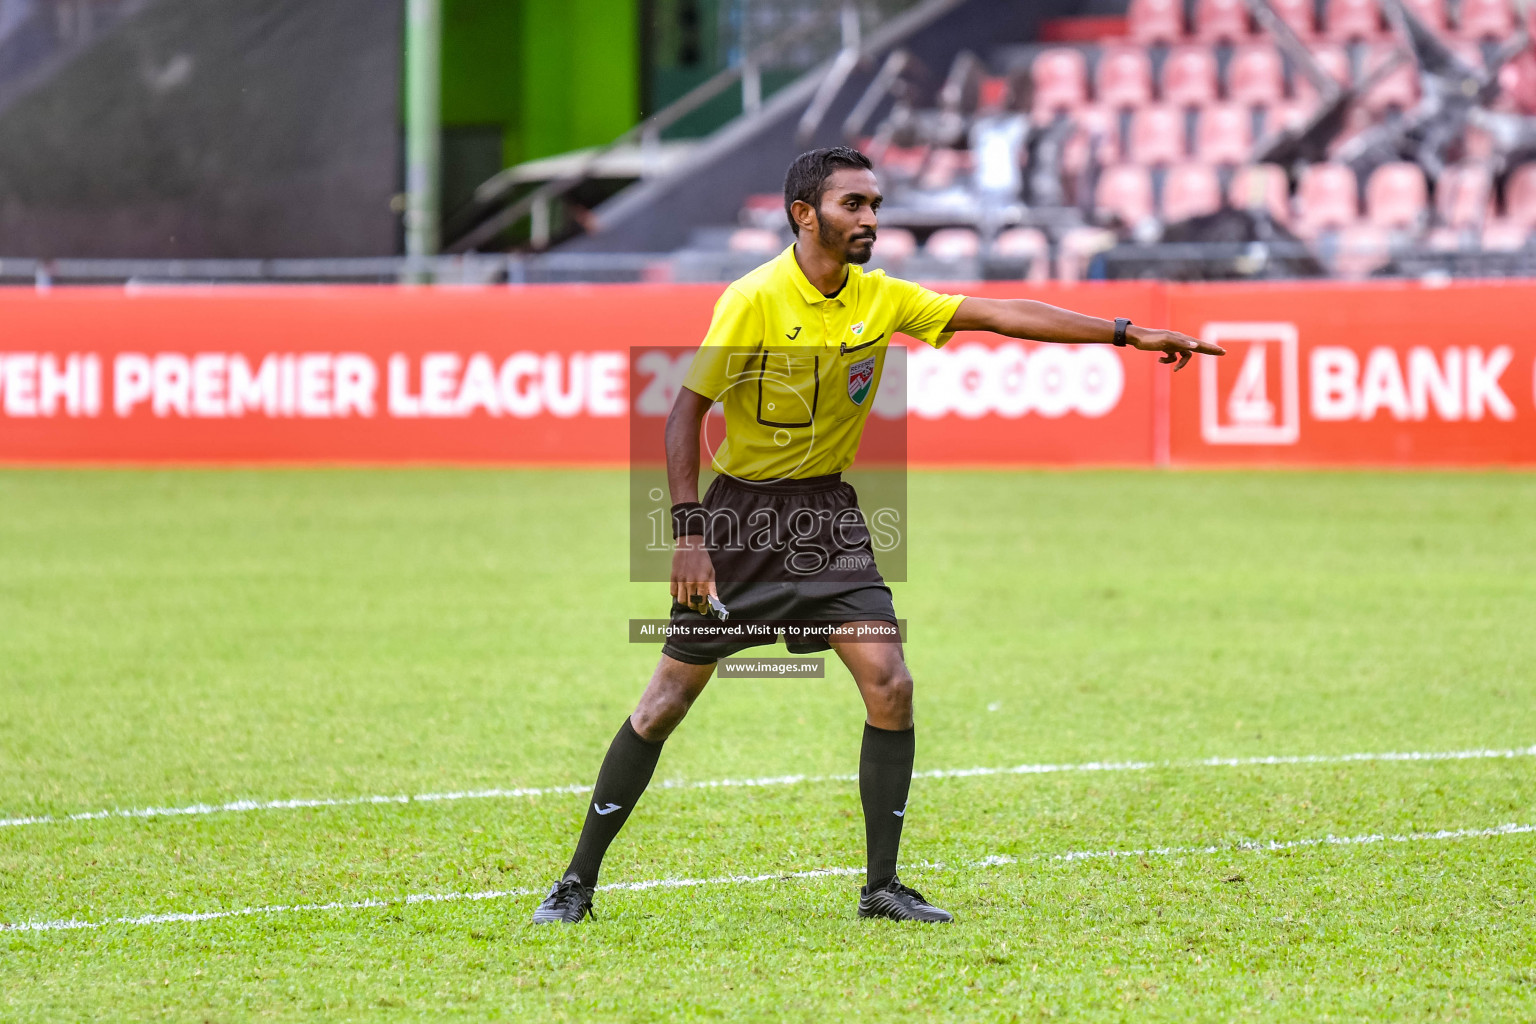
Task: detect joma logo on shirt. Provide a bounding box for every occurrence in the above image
[847,355,876,405]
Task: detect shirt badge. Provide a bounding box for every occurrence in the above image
[850,321,864,335]
[847,355,876,405]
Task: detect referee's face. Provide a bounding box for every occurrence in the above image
[815,167,882,266]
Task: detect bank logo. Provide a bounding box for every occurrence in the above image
[847,355,876,405]
[1199,322,1300,445]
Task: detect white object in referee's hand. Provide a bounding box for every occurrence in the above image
[706,594,730,621]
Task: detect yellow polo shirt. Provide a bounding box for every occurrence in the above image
[683,245,966,480]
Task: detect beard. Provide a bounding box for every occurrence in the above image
[845,230,876,265]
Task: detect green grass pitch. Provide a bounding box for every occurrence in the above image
[2,467,1534,1021]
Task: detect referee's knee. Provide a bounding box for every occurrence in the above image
[864,666,913,714]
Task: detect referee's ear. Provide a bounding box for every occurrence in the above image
[789,199,819,239]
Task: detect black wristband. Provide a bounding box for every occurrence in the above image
[1113,317,1132,347]
[671,502,707,540]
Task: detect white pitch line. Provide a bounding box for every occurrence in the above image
[3,744,1533,831]
[4,822,1531,934]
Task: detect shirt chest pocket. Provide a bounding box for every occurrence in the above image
[755,352,819,428]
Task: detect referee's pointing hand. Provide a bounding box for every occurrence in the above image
[671,535,718,613]
[1127,327,1225,372]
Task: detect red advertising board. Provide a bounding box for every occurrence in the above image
[1,279,1534,466]
[1165,281,1536,466]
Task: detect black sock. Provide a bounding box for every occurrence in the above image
[563,717,665,888]
[859,722,915,889]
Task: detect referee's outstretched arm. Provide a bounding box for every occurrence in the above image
[944,297,1225,372]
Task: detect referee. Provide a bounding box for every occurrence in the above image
[533,147,1223,924]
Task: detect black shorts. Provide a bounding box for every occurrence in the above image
[661,472,898,666]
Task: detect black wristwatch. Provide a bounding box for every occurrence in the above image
[1113,317,1132,347]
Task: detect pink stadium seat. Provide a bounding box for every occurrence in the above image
[1325,0,1385,41]
[992,227,1052,281]
[1062,104,1123,175]
[1362,45,1421,113]
[1163,163,1225,220]
[1504,163,1536,227]
[1401,0,1448,33]
[1195,0,1254,41]
[1096,164,1157,225]
[1129,0,1185,43]
[1458,0,1514,39]
[1365,161,1429,229]
[1261,98,1319,136]
[1426,225,1467,251]
[1228,45,1287,106]
[1096,47,1155,108]
[925,227,982,260]
[1333,223,1391,277]
[1270,0,1319,39]
[1128,104,1188,164]
[1293,44,1353,103]
[1327,105,1378,157]
[1162,45,1220,106]
[728,228,782,253]
[875,227,918,261]
[1435,163,1493,229]
[1481,220,1530,249]
[1196,103,1254,164]
[1057,226,1119,281]
[917,148,969,191]
[1229,163,1293,224]
[1295,162,1360,236]
[1031,48,1090,123]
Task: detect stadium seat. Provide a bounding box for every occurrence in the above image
[1057,226,1119,280]
[1435,162,1493,229]
[1295,162,1360,236]
[1163,163,1225,221]
[1095,47,1155,109]
[1365,162,1428,230]
[1196,103,1254,164]
[925,227,982,260]
[1362,45,1421,113]
[1195,0,1254,41]
[1400,0,1448,33]
[1293,44,1353,103]
[728,228,783,253]
[1031,48,1090,123]
[1481,220,1530,249]
[1333,223,1391,277]
[1458,0,1514,39]
[1095,163,1157,226]
[1261,98,1319,136]
[1325,0,1385,41]
[992,227,1052,281]
[1228,45,1287,106]
[1229,163,1293,224]
[1162,45,1220,106]
[1504,163,1536,227]
[1128,104,1189,164]
[917,148,969,191]
[1129,0,1185,43]
[1062,104,1124,175]
[1425,225,1468,251]
[1270,0,1319,39]
[876,145,930,180]
[874,227,918,262]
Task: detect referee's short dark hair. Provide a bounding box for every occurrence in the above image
[783,147,873,234]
